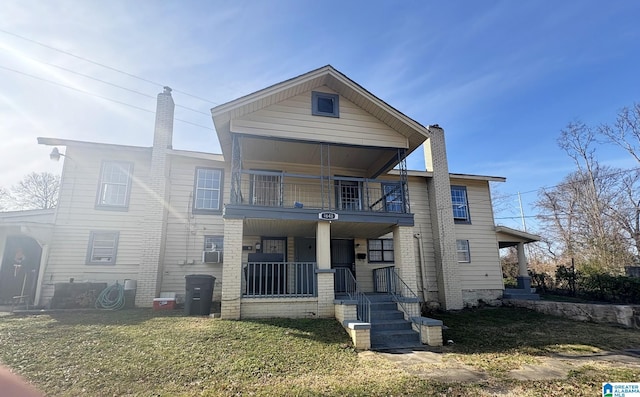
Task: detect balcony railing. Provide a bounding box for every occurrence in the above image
[230,170,408,213]
[243,262,317,297]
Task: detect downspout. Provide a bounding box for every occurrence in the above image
[414,228,428,303]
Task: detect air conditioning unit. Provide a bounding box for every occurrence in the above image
[202,251,222,263]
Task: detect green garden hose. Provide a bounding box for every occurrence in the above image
[95,282,125,310]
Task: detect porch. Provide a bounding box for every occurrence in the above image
[220,216,419,320]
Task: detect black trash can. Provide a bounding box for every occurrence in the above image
[184,274,215,315]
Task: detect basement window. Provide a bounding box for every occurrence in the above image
[312,91,339,117]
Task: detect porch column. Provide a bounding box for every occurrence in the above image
[315,221,335,317]
[516,242,531,290]
[34,243,50,306]
[221,218,244,319]
[392,225,418,293]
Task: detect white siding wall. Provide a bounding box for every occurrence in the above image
[232,87,408,148]
[159,155,230,301]
[40,146,151,304]
[451,178,503,291]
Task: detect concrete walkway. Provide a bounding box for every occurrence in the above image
[362,348,640,383]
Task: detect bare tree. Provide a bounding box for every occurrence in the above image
[536,164,632,273]
[599,103,640,163]
[0,186,11,211]
[10,172,60,210]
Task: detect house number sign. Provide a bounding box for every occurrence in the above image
[318,212,339,220]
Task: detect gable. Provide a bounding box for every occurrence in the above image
[231,87,409,148]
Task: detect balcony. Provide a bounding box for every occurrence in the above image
[230,170,408,213]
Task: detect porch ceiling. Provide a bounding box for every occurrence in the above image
[243,218,396,239]
[240,136,398,177]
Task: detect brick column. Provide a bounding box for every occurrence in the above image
[221,218,243,319]
[424,125,463,310]
[136,87,174,307]
[316,221,335,317]
[392,225,418,293]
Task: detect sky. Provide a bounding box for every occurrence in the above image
[1,1,639,231]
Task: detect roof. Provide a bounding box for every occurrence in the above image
[394,170,506,182]
[211,65,433,161]
[0,208,55,224]
[495,226,541,248]
[37,137,152,153]
[167,149,225,162]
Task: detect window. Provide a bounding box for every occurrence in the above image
[456,239,470,263]
[96,161,133,209]
[451,186,470,223]
[203,235,223,263]
[336,179,361,210]
[368,239,394,263]
[194,168,223,213]
[86,231,119,264]
[312,91,339,117]
[251,171,282,206]
[204,235,224,252]
[382,182,404,212]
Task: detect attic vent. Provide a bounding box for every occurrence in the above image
[312,91,339,118]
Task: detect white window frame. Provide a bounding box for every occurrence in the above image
[456,239,471,263]
[451,185,471,223]
[96,161,133,210]
[193,168,223,213]
[86,231,119,265]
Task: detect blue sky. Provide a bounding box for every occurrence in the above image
[1,1,639,230]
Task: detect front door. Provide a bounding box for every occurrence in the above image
[0,236,42,305]
[295,237,316,295]
[331,239,355,293]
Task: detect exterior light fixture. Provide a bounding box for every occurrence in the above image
[49,147,66,161]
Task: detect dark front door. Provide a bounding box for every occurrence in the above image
[0,236,42,305]
[295,237,316,295]
[331,239,355,293]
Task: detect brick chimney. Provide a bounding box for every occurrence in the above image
[153,86,174,150]
[136,86,174,307]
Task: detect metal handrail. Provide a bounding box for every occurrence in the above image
[373,266,421,320]
[335,268,371,323]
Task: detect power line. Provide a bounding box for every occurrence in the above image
[0,28,219,106]
[0,64,214,131]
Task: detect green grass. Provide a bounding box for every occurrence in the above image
[1,307,639,396]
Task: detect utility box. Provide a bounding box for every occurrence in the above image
[184,274,215,315]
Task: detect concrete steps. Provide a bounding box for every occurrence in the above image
[367,293,422,350]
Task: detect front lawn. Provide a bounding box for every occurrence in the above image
[0,307,639,396]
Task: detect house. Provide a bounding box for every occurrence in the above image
[0,66,537,340]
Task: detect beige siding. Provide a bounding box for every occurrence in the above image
[407,177,438,294]
[451,179,503,290]
[232,87,408,149]
[159,155,230,300]
[41,146,151,304]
